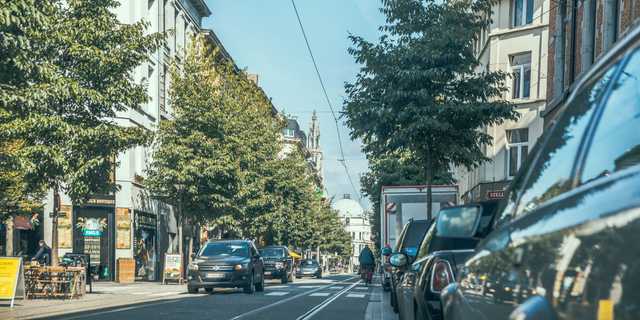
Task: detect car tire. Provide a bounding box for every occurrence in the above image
[187,286,199,294]
[244,273,256,294]
[288,271,294,283]
[391,291,399,313]
[256,274,265,292]
[414,301,424,320]
[281,273,288,284]
[205,287,214,294]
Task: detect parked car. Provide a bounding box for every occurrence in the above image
[391,201,499,320]
[388,219,433,313]
[259,245,295,284]
[187,240,264,294]
[441,27,640,320]
[296,259,322,278]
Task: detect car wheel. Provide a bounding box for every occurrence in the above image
[288,271,294,282]
[414,301,425,320]
[187,286,199,294]
[281,272,288,284]
[256,274,265,292]
[205,287,214,294]
[244,273,256,294]
[391,290,399,313]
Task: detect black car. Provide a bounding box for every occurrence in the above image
[260,245,295,284]
[441,26,640,320]
[388,219,432,313]
[187,240,264,294]
[296,259,322,278]
[392,202,499,320]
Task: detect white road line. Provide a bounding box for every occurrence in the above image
[298,285,321,289]
[296,280,362,320]
[346,293,366,298]
[267,285,289,289]
[265,291,289,296]
[354,287,369,290]
[309,292,331,297]
[329,286,343,290]
[229,277,358,320]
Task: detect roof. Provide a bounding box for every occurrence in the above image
[333,198,365,218]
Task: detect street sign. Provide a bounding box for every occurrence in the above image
[487,190,505,200]
[0,257,25,307]
[385,202,397,214]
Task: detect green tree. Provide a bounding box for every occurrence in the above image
[0,0,159,264]
[344,0,518,219]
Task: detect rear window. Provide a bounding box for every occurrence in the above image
[199,242,249,257]
[436,206,481,238]
[301,260,318,266]
[260,247,285,258]
[401,221,430,250]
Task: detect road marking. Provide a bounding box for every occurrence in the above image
[329,286,343,290]
[296,280,362,320]
[267,285,289,289]
[298,285,321,289]
[229,277,358,320]
[354,287,369,290]
[346,293,366,298]
[265,291,289,296]
[309,292,331,297]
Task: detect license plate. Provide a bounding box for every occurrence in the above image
[206,272,225,279]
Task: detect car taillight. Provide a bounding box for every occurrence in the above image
[430,260,454,293]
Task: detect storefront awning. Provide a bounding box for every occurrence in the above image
[289,251,302,259]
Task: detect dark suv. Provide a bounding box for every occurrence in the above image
[388,219,432,313]
[187,240,264,294]
[259,245,294,284]
[441,27,640,320]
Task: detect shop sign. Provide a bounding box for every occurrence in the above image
[86,196,115,206]
[0,257,25,307]
[163,254,182,283]
[487,190,505,200]
[77,217,107,237]
[58,206,72,249]
[116,208,131,249]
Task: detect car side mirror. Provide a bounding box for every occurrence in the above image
[389,253,408,267]
[381,247,392,256]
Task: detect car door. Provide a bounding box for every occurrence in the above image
[447,55,624,320]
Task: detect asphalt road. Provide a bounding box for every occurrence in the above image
[45,275,385,320]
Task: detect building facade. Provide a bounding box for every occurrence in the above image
[454,0,550,203]
[545,0,640,123]
[40,0,212,282]
[332,194,371,271]
[280,115,324,190]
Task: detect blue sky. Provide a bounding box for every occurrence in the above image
[203,1,386,209]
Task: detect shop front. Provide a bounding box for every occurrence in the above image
[134,210,158,281]
[73,201,116,281]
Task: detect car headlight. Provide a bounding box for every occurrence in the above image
[275,262,284,269]
[234,264,247,271]
[188,264,199,271]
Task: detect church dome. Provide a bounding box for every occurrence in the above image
[333,195,364,218]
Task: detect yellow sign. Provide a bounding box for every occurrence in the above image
[598,299,614,320]
[0,257,24,307]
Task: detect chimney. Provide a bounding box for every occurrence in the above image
[343,194,351,200]
[247,73,259,85]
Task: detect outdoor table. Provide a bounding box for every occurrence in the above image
[24,264,86,299]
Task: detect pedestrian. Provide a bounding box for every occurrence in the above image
[32,240,52,266]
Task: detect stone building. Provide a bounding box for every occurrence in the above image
[332,194,371,271]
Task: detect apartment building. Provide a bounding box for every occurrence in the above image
[41,0,212,282]
[454,0,550,203]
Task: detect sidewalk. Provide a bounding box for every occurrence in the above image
[0,282,189,320]
[365,277,397,320]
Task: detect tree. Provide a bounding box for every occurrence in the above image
[0,0,159,264]
[344,0,518,219]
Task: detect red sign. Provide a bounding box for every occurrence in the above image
[13,216,32,230]
[487,190,505,200]
[385,202,397,214]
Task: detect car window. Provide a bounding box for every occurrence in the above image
[199,242,249,257]
[260,247,285,258]
[401,222,429,251]
[514,64,619,217]
[436,206,481,237]
[394,224,409,252]
[580,49,640,183]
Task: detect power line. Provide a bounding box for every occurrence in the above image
[290,0,363,202]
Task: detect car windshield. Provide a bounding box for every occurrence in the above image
[199,242,249,258]
[302,260,318,266]
[436,206,481,237]
[260,247,285,258]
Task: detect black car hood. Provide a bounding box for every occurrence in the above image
[195,256,249,265]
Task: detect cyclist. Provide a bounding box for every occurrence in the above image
[358,245,375,285]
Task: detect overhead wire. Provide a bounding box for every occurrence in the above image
[290,0,363,203]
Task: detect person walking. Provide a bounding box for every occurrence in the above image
[32,240,52,266]
[358,245,375,285]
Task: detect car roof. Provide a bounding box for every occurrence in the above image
[207,239,250,244]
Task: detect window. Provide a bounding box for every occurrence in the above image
[283,128,295,138]
[513,0,534,27]
[507,128,529,178]
[511,53,531,99]
[514,63,619,217]
[580,49,640,183]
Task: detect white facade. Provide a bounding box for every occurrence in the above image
[454,0,549,203]
[43,0,212,281]
[332,195,371,269]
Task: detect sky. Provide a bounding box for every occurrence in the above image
[203,1,386,209]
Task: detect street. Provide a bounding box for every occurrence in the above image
[2,275,396,320]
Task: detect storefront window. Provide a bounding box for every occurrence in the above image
[134,211,158,281]
[74,207,114,281]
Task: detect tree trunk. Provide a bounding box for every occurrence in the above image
[425,155,434,221]
[51,186,60,266]
[6,216,14,256]
[177,198,184,279]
